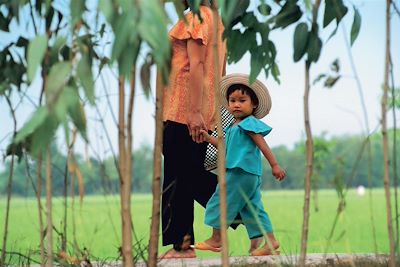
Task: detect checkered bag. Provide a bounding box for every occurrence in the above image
[204,106,235,171]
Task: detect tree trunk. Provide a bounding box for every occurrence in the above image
[0,154,15,266]
[0,96,17,266]
[382,1,396,266]
[45,148,53,267]
[299,63,313,267]
[211,3,229,266]
[148,71,163,267]
[36,154,45,267]
[118,75,134,266]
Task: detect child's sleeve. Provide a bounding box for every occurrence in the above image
[169,9,211,45]
[238,116,272,137]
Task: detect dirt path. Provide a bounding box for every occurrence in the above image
[97,253,389,267]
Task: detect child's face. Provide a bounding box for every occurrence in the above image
[227,89,257,120]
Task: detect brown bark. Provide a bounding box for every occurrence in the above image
[211,2,229,266]
[0,97,17,266]
[45,148,53,267]
[148,71,163,267]
[299,63,314,267]
[118,75,134,266]
[382,1,396,266]
[36,154,45,267]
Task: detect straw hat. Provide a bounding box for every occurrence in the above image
[219,73,272,119]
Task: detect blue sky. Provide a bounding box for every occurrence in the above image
[0,0,399,170]
[128,0,400,150]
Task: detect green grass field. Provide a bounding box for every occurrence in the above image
[0,189,391,262]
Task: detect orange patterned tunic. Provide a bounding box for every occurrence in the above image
[163,5,226,131]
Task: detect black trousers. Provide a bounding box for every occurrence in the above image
[162,121,218,247]
[162,121,241,248]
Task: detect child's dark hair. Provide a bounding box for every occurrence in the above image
[226,84,259,106]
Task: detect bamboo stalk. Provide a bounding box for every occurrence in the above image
[0,96,17,266]
[382,1,396,266]
[299,63,313,267]
[118,75,134,267]
[45,148,53,267]
[36,154,45,267]
[211,2,229,266]
[148,70,163,267]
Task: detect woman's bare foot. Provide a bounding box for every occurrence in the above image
[159,247,196,259]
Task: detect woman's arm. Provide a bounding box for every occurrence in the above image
[187,38,207,143]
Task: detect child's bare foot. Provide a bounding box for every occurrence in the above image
[192,228,222,252]
[250,241,280,256]
[249,237,263,253]
[192,237,221,252]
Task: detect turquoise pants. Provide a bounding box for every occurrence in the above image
[204,168,273,239]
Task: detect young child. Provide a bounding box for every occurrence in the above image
[193,73,286,256]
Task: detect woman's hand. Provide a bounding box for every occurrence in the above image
[187,112,207,143]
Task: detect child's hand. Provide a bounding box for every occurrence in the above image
[271,164,286,181]
[199,129,211,143]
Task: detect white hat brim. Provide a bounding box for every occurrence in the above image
[219,73,272,119]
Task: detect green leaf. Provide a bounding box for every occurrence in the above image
[350,6,361,46]
[249,47,263,84]
[307,28,322,63]
[99,0,113,22]
[313,73,327,85]
[171,0,187,21]
[241,12,258,28]
[15,107,49,143]
[46,61,72,96]
[324,0,348,27]
[71,0,85,27]
[54,86,77,122]
[117,44,139,80]
[227,29,255,63]
[67,90,88,141]
[6,142,24,163]
[27,34,48,82]
[293,22,309,62]
[323,0,336,28]
[50,36,67,65]
[0,12,10,31]
[187,0,202,16]
[221,0,250,27]
[274,0,302,29]
[111,13,132,62]
[271,62,280,83]
[334,0,348,24]
[29,114,59,156]
[330,58,340,73]
[0,82,8,95]
[257,2,271,16]
[16,37,29,47]
[140,54,153,99]
[324,75,340,88]
[77,54,95,104]
[138,0,170,72]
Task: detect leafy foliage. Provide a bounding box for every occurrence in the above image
[2,131,398,196]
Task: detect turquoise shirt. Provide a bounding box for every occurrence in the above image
[225,115,272,176]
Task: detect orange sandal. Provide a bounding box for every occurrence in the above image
[191,241,221,252]
[250,246,280,256]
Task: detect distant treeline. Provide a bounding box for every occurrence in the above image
[1,129,399,196]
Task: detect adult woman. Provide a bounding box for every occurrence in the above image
[161,0,227,258]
